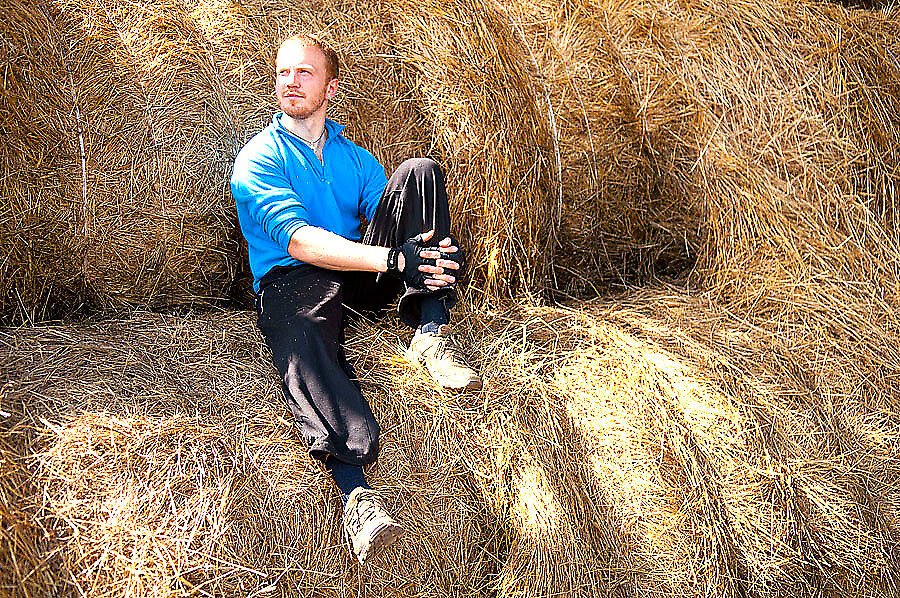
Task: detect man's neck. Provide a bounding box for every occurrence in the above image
[280,111,328,161]
[280,111,327,144]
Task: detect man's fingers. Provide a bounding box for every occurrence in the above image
[419,259,459,270]
[421,267,456,279]
[424,277,448,288]
[427,273,456,284]
[418,248,458,260]
[420,229,435,242]
[418,265,458,280]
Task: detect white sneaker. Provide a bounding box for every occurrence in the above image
[409,325,482,390]
[342,487,404,564]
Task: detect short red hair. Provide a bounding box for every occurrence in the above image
[278,33,340,80]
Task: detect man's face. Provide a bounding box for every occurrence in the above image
[275,42,338,120]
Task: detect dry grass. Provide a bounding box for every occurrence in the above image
[501,0,900,298]
[3,0,898,315]
[0,0,242,321]
[5,0,897,319]
[2,293,899,597]
[0,311,497,598]
[3,0,900,595]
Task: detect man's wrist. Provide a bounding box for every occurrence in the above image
[383,246,405,273]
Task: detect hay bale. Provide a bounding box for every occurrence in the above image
[0,0,557,321]
[0,0,242,321]
[0,1,93,323]
[0,311,496,597]
[500,0,706,290]
[498,0,900,301]
[3,0,900,320]
[3,294,898,596]
[458,294,900,597]
[383,0,557,300]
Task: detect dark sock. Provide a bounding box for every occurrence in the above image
[324,458,369,504]
[419,296,449,334]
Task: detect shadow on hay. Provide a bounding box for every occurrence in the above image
[465,296,900,596]
[596,293,900,595]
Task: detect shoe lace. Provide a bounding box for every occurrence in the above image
[431,335,468,364]
[347,490,383,535]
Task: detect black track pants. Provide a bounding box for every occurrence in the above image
[256,158,455,466]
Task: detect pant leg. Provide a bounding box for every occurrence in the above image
[351,157,458,327]
[256,264,380,466]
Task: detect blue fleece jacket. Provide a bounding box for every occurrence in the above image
[231,114,388,291]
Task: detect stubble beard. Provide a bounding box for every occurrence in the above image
[280,90,327,121]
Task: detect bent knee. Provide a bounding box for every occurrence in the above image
[398,157,441,176]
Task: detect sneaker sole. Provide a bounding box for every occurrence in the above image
[358,521,405,564]
[435,376,483,391]
[416,358,483,391]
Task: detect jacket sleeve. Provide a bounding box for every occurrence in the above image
[230,142,308,251]
[357,147,388,223]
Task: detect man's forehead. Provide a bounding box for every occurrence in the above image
[276,41,325,69]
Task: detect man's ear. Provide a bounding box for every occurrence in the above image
[325,78,339,100]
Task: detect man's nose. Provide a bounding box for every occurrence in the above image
[289,70,302,85]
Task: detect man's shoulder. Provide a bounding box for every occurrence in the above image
[235,122,281,166]
[329,126,382,170]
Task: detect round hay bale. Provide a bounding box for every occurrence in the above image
[0,0,558,322]
[0,311,497,597]
[0,0,242,321]
[497,0,900,304]
[383,0,557,301]
[462,296,900,597]
[501,0,705,292]
[0,0,95,322]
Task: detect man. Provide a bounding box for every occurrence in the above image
[230,33,482,565]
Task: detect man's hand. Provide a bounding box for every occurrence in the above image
[417,232,463,291]
[390,230,462,291]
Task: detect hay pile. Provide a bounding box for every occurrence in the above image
[0,312,496,597]
[502,0,900,297]
[3,0,900,596]
[0,0,242,320]
[5,0,897,319]
[2,296,899,597]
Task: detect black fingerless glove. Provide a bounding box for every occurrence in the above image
[386,234,467,290]
[386,233,434,289]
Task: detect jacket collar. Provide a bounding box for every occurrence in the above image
[272,112,346,140]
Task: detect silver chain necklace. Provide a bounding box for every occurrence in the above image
[296,126,327,148]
